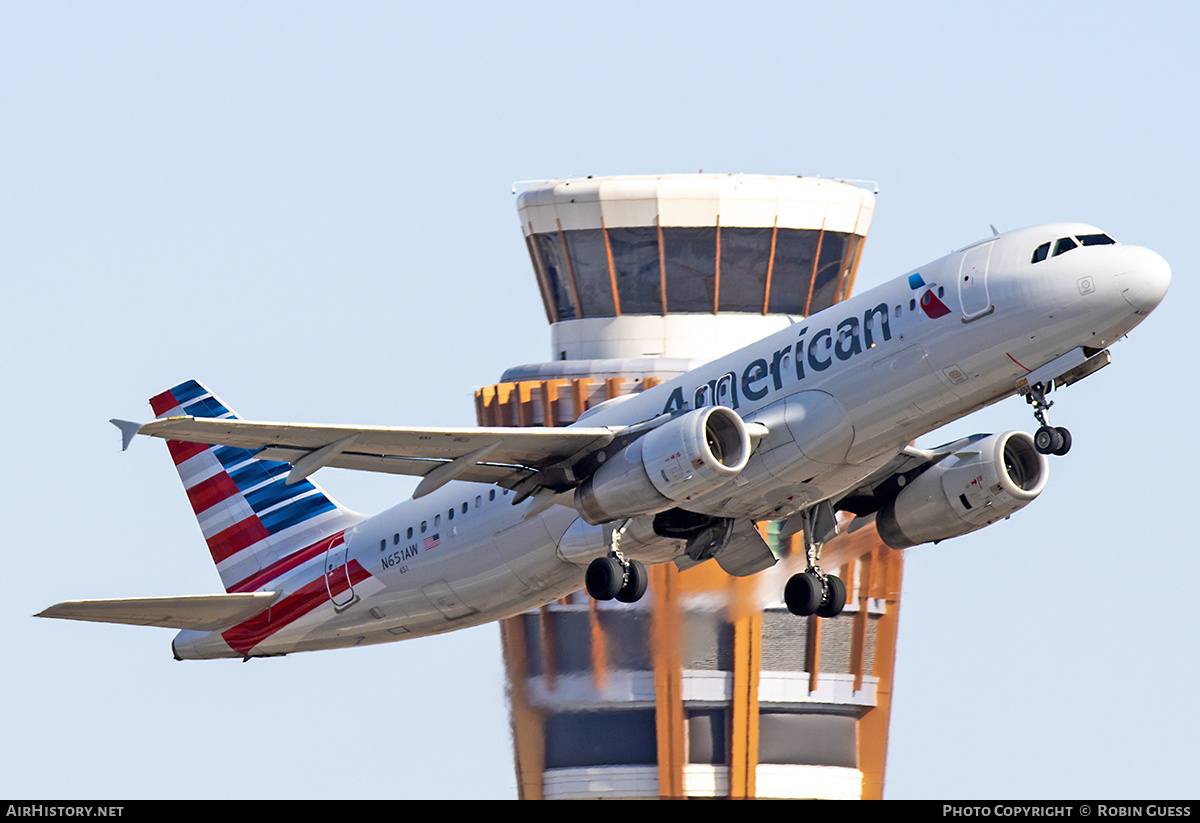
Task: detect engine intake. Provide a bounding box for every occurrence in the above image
[876,431,1048,549]
[576,406,751,525]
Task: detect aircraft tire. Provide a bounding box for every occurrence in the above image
[1052,426,1072,456]
[816,574,847,618]
[1034,425,1063,455]
[615,560,648,603]
[586,556,624,601]
[784,573,823,616]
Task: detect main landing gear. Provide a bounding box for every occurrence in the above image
[584,524,648,603]
[782,504,847,618]
[1024,381,1072,456]
[585,553,648,603]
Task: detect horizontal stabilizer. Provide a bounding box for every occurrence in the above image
[36,592,280,631]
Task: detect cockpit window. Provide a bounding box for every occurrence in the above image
[1032,232,1117,264]
[1053,237,1078,257]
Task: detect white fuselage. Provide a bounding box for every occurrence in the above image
[173,223,1170,659]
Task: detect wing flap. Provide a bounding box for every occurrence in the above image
[36,592,280,631]
[715,521,778,577]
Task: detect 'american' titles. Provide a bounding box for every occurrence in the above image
[661,302,892,415]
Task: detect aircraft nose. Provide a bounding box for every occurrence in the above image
[1114,246,1171,314]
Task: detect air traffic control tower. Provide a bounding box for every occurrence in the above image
[475,174,903,800]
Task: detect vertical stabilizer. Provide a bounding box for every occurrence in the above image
[149,380,364,592]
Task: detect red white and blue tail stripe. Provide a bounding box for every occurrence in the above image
[149,380,364,593]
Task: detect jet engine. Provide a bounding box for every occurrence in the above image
[875,431,1048,550]
[575,406,751,525]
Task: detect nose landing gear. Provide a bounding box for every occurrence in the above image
[1025,381,1072,456]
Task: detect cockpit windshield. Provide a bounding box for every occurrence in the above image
[1031,232,1115,264]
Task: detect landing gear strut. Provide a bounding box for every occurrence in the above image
[584,524,648,603]
[783,504,846,618]
[1024,381,1072,456]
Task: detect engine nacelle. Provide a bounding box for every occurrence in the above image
[876,431,1048,550]
[575,406,751,525]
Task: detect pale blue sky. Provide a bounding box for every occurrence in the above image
[3,1,1197,799]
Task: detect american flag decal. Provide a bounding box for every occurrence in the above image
[424,534,441,551]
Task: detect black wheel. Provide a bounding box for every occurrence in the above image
[1052,426,1072,456]
[816,574,847,618]
[585,556,623,601]
[616,559,648,603]
[1034,425,1062,455]
[784,573,823,616]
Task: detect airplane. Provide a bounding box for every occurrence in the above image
[38,222,1170,660]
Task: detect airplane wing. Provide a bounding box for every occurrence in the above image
[131,416,620,499]
[36,592,280,631]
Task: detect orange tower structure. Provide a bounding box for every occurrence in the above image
[475,175,903,799]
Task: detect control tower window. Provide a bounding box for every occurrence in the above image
[808,232,851,314]
[719,227,773,313]
[533,232,579,321]
[530,224,865,320]
[759,711,858,768]
[662,227,718,313]
[544,710,657,768]
[687,708,727,765]
[563,229,617,317]
[607,226,664,314]
[768,229,821,314]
